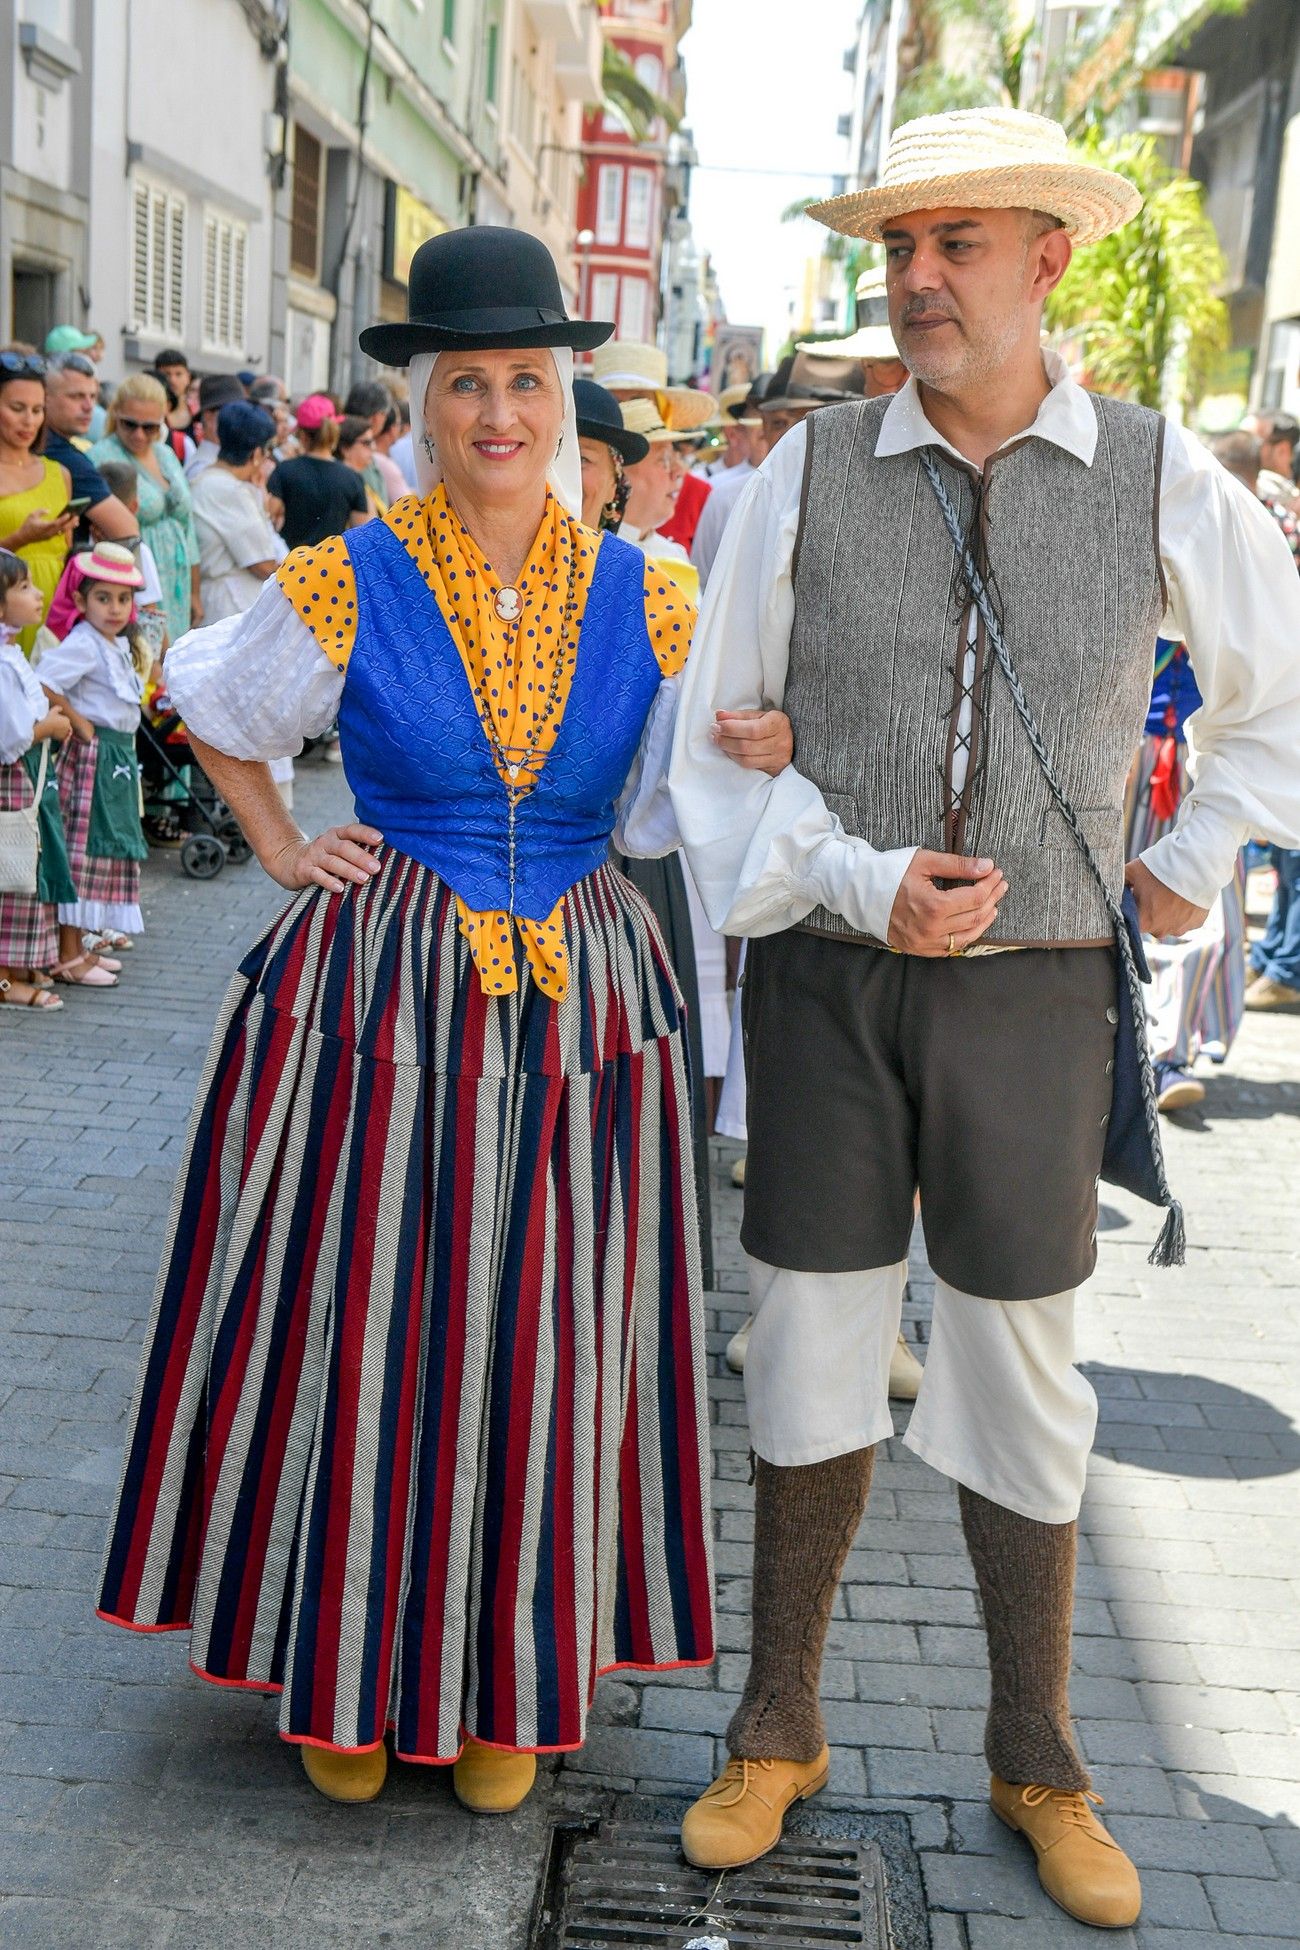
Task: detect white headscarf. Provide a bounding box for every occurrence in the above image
[407,346,583,520]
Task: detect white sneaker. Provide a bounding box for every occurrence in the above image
[725,1315,752,1373]
[889,1333,924,1401]
[730,1154,746,1188]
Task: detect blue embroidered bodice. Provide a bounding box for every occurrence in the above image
[337,518,660,918]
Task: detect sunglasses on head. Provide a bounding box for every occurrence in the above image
[118,415,163,434]
[49,352,96,377]
[0,351,46,377]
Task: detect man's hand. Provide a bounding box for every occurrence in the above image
[713,709,793,778]
[1125,858,1210,939]
[886,851,1008,956]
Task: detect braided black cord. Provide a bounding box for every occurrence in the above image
[920,451,1184,1266]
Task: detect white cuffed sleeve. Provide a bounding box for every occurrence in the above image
[668,428,915,940]
[0,651,45,764]
[614,676,682,857]
[162,577,344,761]
[1144,425,1300,906]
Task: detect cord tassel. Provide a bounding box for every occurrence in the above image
[1149,1198,1186,1269]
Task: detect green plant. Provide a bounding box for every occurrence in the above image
[1045,130,1228,410]
[600,40,680,141]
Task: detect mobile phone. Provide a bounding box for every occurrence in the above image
[66,497,93,516]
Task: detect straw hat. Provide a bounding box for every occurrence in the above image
[590,340,718,432]
[799,268,899,362]
[78,542,144,590]
[619,397,698,445]
[808,108,1141,248]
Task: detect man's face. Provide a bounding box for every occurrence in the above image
[45,367,98,436]
[759,405,812,448]
[862,357,909,399]
[882,206,1070,394]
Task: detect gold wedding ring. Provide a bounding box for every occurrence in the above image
[947,933,960,957]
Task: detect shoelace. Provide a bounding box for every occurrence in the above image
[1021,1784,1105,1829]
[709,1757,774,1806]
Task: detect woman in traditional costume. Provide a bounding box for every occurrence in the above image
[97,228,787,1813]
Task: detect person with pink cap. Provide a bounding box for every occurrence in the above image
[265,395,371,550]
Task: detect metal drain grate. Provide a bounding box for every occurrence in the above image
[531,1820,893,1949]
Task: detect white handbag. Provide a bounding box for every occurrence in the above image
[0,742,47,896]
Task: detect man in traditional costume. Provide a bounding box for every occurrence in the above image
[669,110,1300,1928]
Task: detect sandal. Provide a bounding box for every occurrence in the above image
[86,929,133,952]
[86,952,123,973]
[0,977,64,1011]
[52,955,118,989]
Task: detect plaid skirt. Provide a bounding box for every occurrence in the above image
[98,854,714,1762]
[56,732,143,934]
[0,760,58,969]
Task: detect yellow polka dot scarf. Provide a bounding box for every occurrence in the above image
[275,488,695,1002]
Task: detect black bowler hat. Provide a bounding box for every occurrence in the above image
[358,226,614,366]
[573,379,650,464]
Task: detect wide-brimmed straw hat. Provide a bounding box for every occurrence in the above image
[619,397,698,446]
[572,379,650,463]
[358,227,613,365]
[808,108,1142,248]
[78,542,144,589]
[799,268,899,362]
[590,341,718,432]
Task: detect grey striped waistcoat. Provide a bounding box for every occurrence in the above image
[786,393,1167,946]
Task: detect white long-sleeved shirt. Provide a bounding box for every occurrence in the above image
[669,352,1300,943]
[36,620,144,734]
[0,635,48,763]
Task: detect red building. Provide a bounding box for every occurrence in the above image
[574,0,691,345]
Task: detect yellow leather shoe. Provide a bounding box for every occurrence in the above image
[991,1776,1141,1928]
[300,1742,387,1803]
[452,1737,537,1814]
[681,1748,830,1870]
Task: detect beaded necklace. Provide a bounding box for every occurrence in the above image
[459,516,581,913]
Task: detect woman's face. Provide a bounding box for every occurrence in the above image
[116,397,166,457]
[0,379,45,454]
[426,350,562,510]
[623,443,677,534]
[341,430,375,472]
[578,436,618,529]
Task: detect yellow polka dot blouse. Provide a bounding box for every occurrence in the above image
[275,488,695,1001]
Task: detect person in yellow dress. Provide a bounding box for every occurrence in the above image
[0,353,73,652]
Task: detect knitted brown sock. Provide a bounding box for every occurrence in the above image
[727,1447,874,1763]
[959,1485,1091,1791]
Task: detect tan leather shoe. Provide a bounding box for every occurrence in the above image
[730,1154,747,1188]
[991,1776,1141,1929]
[725,1315,752,1374]
[1244,974,1300,1010]
[681,1747,830,1869]
[453,1737,537,1813]
[888,1332,923,1401]
[300,1742,387,1803]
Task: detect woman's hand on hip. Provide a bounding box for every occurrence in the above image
[713,709,794,777]
[267,822,384,894]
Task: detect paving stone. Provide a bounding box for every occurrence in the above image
[1204,1874,1300,1935]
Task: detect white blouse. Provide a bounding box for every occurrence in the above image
[34,622,144,736]
[0,636,48,765]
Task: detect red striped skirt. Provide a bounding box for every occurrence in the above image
[0,760,58,969]
[98,852,714,1761]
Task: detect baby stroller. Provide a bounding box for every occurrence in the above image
[137,701,252,880]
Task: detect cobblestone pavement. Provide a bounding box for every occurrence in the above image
[1,756,1297,1947]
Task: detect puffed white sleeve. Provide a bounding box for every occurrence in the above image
[613,677,682,857]
[0,658,43,764]
[162,576,344,761]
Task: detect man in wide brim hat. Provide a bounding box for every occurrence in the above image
[673,106,1300,1927]
[799,269,908,398]
[590,339,719,434]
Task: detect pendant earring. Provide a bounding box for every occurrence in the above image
[557,433,564,454]
[421,434,436,459]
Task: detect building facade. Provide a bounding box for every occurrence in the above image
[2,0,280,376]
[573,0,691,349]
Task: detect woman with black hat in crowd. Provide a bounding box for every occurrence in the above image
[96,227,788,1815]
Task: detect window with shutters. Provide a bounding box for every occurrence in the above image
[290,125,323,281]
[596,165,623,246]
[625,169,654,250]
[202,214,249,355]
[131,179,186,340]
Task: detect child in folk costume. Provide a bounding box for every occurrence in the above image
[0,551,76,1011]
[37,544,149,958]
